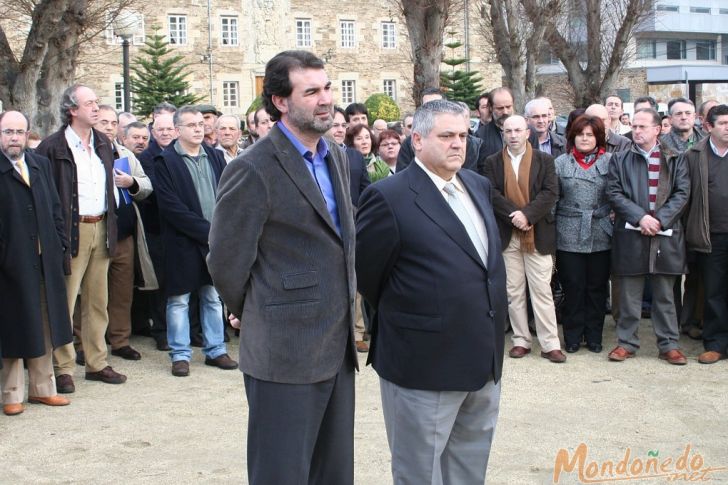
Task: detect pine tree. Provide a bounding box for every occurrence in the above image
[130,28,202,118]
[440,31,483,109]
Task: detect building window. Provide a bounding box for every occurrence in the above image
[341,80,355,104]
[105,13,145,45]
[340,20,355,48]
[637,39,657,59]
[168,15,187,45]
[296,19,312,48]
[221,16,239,46]
[666,40,686,60]
[696,40,716,60]
[114,82,124,111]
[656,4,679,12]
[720,8,728,14]
[689,7,711,14]
[381,22,396,49]
[383,79,397,100]
[222,81,239,108]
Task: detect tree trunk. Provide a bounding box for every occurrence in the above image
[399,0,451,106]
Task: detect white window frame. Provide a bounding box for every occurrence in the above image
[222,81,239,108]
[340,20,355,48]
[114,82,124,111]
[383,79,397,101]
[105,13,146,45]
[220,16,239,46]
[341,80,356,105]
[381,22,396,49]
[168,15,188,46]
[296,19,312,48]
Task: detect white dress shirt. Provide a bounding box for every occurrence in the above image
[65,126,107,216]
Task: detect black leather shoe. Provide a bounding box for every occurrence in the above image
[75,350,85,366]
[111,346,142,361]
[56,374,75,394]
[85,366,127,384]
[565,343,580,353]
[587,343,603,353]
[204,353,238,370]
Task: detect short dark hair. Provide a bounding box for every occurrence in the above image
[333,105,346,118]
[124,121,148,137]
[344,123,374,153]
[98,104,117,114]
[565,108,586,137]
[635,108,661,126]
[705,104,728,126]
[667,97,695,115]
[566,115,606,153]
[475,93,489,110]
[262,50,325,122]
[604,94,623,107]
[698,99,718,118]
[633,96,657,110]
[254,107,269,125]
[344,103,368,122]
[421,87,444,103]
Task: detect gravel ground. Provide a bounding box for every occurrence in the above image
[1,318,727,485]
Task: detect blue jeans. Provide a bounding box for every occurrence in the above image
[166,285,227,362]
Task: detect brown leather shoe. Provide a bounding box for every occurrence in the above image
[55,374,75,394]
[608,346,635,362]
[3,403,24,416]
[356,340,369,353]
[111,345,142,361]
[204,353,238,370]
[659,349,688,365]
[171,360,190,377]
[28,395,70,406]
[541,349,567,363]
[508,346,531,358]
[698,350,726,364]
[85,366,127,384]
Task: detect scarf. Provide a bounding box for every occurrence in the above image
[503,144,535,253]
[572,146,605,170]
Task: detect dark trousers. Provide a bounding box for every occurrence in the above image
[697,233,728,353]
[556,250,610,346]
[243,350,355,485]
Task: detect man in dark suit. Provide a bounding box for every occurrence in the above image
[0,111,73,415]
[356,100,506,485]
[483,115,565,362]
[208,50,358,485]
[154,105,237,377]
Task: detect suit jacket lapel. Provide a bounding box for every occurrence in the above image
[460,172,499,270]
[326,149,350,245]
[410,164,485,268]
[270,128,339,236]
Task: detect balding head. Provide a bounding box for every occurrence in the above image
[0,111,30,161]
[152,113,175,148]
[585,104,609,129]
[524,98,550,137]
[503,115,530,155]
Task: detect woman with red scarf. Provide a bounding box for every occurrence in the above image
[554,115,613,353]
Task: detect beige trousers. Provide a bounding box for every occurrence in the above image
[54,219,111,374]
[503,236,561,352]
[2,286,56,404]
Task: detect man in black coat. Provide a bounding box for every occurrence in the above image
[356,100,506,484]
[154,105,237,377]
[0,111,73,415]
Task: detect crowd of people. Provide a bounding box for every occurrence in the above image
[1,47,728,483]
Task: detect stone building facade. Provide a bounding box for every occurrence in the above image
[76,0,504,121]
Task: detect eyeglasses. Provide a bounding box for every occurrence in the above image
[178,122,205,129]
[1,129,27,136]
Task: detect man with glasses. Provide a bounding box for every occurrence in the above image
[36,84,125,392]
[483,115,565,363]
[524,98,565,157]
[607,108,690,365]
[0,111,73,415]
[154,105,237,377]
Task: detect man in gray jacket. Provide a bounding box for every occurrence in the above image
[208,50,358,485]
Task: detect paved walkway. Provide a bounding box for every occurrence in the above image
[2,319,727,484]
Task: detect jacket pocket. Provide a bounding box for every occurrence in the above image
[282,271,318,290]
[264,299,320,320]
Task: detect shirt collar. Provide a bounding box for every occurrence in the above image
[65,125,94,151]
[414,158,463,193]
[636,142,659,160]
[709,137,728,158]
[174,139,206,159]
[507,147,526,161]
[277,121,329,162]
